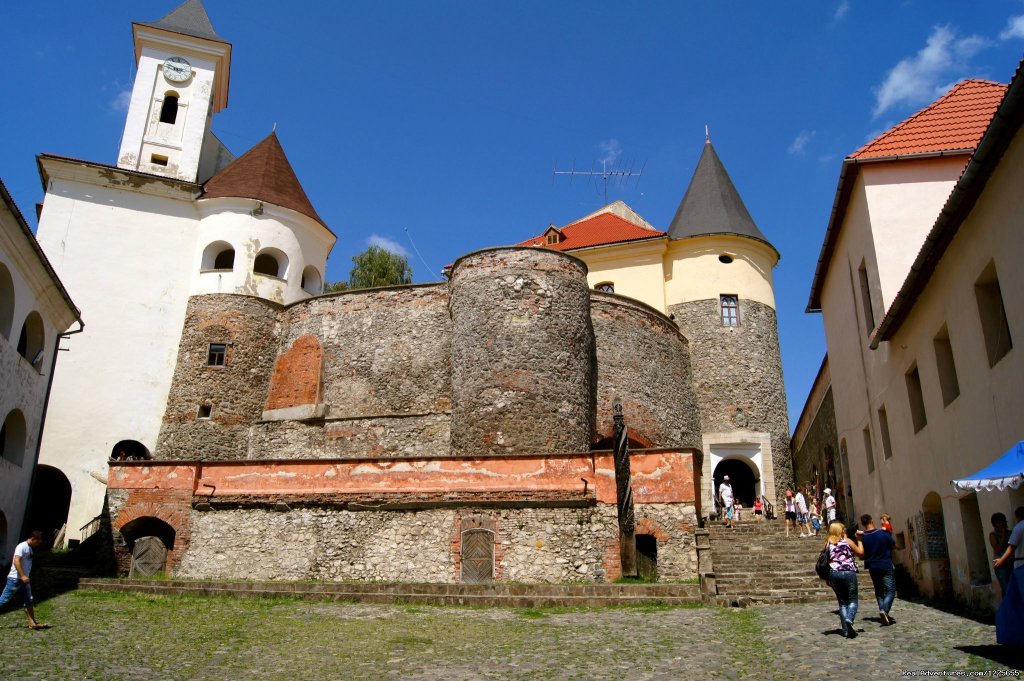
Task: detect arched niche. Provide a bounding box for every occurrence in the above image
[300,265,322,295]
[110,439,151,461]
[253,248,288,279]
[0,263,13,339]
[201,240,235,271]
[0,408,27,466]
[25,465,72,545]
[17,311,45,368]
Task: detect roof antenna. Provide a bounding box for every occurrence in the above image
[705,125,710,143]
[404,226,438,280]
[553,157,645,205]
[272,122,277,133]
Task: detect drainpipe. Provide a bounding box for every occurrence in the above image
[19,318,85,545]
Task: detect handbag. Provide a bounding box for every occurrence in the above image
[815,544,831,580]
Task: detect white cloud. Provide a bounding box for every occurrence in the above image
[599,138,622,165]
[873,25,988,117]
[1000,15,1024,40]
[366,234,410,257]
[110,87,132,113]
[833,1,850,24]
[788,130,815,155]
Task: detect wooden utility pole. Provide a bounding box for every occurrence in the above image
[613,398,637,577]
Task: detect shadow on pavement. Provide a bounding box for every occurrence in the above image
[956,645,1024,670]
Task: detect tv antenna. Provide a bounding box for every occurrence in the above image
[553,158,646,205]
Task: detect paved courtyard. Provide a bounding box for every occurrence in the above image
[1,589,1020,680]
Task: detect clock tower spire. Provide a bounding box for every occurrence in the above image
[116,0,232,183]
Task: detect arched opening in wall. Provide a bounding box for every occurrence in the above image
[110,440,151,461]
[1,409,27,466]
[713,458,759,512]
[919,491,952,598]
[300,266,322,295]
[591,431,656,451]
[17,311,45,368]
[957,493,991,586]
[121,517,176,577]
[636,534,658,581]
[0,263,13,339]
[460,528,494,584]
[25,465,71,546]
[253,248,288,279]
[201,241,235,271]
[159,92,179,124]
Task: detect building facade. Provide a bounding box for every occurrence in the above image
[0,180,80,561]
[806,66,1024,610]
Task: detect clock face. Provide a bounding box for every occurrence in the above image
[163,56,192,83]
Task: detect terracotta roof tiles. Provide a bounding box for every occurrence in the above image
[516,210,663,252]
[850,79,1007,159]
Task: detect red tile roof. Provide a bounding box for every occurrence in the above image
[517,211,664,252]
[850,79,1007,159]
[202,132,329,232]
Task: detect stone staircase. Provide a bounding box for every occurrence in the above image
[77,578,703,608]
[709,520,873,605]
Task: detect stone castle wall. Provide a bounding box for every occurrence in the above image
[156,294,281,460]
[171,502,698,583]
[448,248,594,456]
[669,298,793,502]
[591,293,701,449]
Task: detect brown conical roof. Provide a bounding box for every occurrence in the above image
[202,132,329,231]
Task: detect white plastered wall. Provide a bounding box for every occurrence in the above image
[665,236,777,309]
[34,175,200,542]
[820,133,1024,609]
[193,198,334,304]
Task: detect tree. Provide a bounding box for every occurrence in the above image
[322,280,349,293]
[347,245,413,289]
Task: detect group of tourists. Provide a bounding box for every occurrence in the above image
[822,513,896,638]
[781,485,846,539]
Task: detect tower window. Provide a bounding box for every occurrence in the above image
[207,343,227,367]
[159,93,179,124]
[150,154,168,167]
[595,282,615,293]
[197,404,212,419]
[718,254,734,264]
[720,295,739,327]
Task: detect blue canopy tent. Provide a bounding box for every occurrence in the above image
[951,441,1024,493]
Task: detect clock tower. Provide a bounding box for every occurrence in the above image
[116,0,232,183]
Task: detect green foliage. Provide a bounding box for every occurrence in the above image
[348,245,413,290]
[322,280,349,293]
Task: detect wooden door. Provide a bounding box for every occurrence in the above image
[130,536,167,577]
[461,529,494,583]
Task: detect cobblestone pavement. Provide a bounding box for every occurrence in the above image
[0,590,1020,680]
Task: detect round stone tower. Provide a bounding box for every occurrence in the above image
[448,247,594,456]
[665,140,792,510]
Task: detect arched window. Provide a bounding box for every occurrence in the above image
[159,92,179,124]
[253,248,288,279]
[595,282,615,293]
[201,241,235,271]
[301,266,323,295]
[0,263,13,339]
[1,409,27,466]
[17,311,45,369]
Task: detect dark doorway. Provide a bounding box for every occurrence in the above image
[460,529,494,583]
[25,465,72,546]
[636,534,657,581]
[713,459,758,509]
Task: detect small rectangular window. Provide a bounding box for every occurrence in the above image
[720,295,739,327]
[151,154,169,167]
[863,426,875,474]
[858,260,875,335]
[878,406,893,460]
[197,404,212,419]
[905,365,927,433]
[974,262,1012,367]
[933,325,960,406]
[207,343,227,366]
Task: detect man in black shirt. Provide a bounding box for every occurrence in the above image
[858,514,897,626]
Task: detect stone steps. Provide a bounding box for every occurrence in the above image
[77,578,704,608]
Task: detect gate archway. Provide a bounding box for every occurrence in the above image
[25,465,72,546]
[120,516,176,577]
[713,458,759,510]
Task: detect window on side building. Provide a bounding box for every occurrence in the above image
[857,260,875,335]
[933,325,960,407]
[974,262,1012,367]
[905,365,927,433]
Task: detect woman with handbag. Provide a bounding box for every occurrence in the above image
[825,521,864,638]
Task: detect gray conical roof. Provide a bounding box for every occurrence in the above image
[667,140,774,251]
[137,0,226,43]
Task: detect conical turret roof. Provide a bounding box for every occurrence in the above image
[667,140,775,254]
[202,132,330,232]
[137,0,226,43]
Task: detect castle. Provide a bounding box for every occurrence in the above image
[27,0,791,582]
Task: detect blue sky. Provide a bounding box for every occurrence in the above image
[2,2,1023,431]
